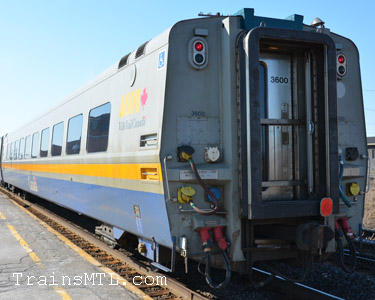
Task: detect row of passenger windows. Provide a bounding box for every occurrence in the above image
[6,103,111,160]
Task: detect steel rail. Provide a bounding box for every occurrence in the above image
[253,268,345,300]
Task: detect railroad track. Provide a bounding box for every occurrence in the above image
[1,186,353,300]
[0,187,208,300]
[252,268,345,300]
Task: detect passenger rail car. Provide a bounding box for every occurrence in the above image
[0,8,367,287]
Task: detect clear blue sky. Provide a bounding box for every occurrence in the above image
[1,1,374,137]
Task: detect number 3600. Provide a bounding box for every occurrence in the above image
[270,76,289,84]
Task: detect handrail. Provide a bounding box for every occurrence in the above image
[163,155,173,201]
[361,154,371,194]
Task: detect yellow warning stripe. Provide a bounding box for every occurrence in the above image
[7,196,153,300]
[7,224,41,264]
[53,286,73,300]
[42,225,153,300]
[2,162,162,182]
[3,212,72,299]
[0,211,6,220]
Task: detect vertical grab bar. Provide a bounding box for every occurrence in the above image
[361,154,371,194]
[163,155,173,200]
[305,54,314,194]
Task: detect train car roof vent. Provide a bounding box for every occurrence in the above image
[118,53,131,69]
[135,41,148,59]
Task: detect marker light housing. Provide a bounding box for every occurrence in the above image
[188,38,208,69]
[337,54,347,76]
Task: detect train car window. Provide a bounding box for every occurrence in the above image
[52,122,64,156]
[24,135,31,159]
[87,102,111,153]
[31,132,40,158]
[66,114,83,155]
[40,127,50,157]
[14,140,19,160]
[19,138,25,159]
[9,142,14,160]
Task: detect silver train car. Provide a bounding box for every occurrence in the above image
[0,8,367,287]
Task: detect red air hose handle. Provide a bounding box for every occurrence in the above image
[213,226,228,250]
[199,227,212,252]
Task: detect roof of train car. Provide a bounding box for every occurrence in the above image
[3,9,310,139]
[3,26,172,139]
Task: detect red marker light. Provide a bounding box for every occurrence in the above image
[338,55,345,64]
[195,42,204,52]
[320,197,333,217]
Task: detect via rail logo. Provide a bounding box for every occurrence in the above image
[28,176,38,192]
[120,88,148,117]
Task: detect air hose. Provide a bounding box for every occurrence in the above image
[198,250,231,289]
[335,222,357,272]
[339,156,352,207]
[188,158,219,215]
[336,230,357,273]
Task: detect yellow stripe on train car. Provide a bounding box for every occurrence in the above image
[2,163,162,182]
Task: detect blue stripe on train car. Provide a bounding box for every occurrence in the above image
[3,170,173,247]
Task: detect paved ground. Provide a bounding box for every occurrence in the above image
[0,192,139,300]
